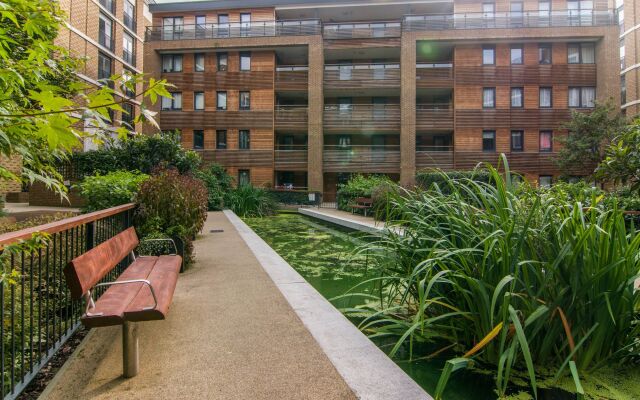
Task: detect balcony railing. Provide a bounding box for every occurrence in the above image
[403,9,615,31]
[123,49,136,67]
[416,146,454,169]
[416,63,454,87]
[416,104,454,130]
[275,66,309,91]
[275,106,308,129]
[146,19,321,41]
[324,104,400,130]
[323,145,400,173]
[275,146,308,169]
[324,63,400,87]
[323,21,401,39]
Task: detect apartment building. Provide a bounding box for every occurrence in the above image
[144,0,619,200]
[619,0,640,115]
[57,0,150,140]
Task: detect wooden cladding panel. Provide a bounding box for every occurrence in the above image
[275,109,308,130]
[160,111,273,129]
[416,152,454,170]
[163,71,274,91]
[275,71,308,91]
[416,110,454,130]
[200,150,273,168]
[416,68,454,88]
[455,65,596,86]
[323,38,401,50]
[274,150,308,170]
[324,69,400,89]
[455,109,571,129]
[453,151,559,174]
[323,151,400,173]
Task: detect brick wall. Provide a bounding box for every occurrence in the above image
[0,156,22,193]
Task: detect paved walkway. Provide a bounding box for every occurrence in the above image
[4,203,80,214]
[298,208,385,233]
[40,212,356,400]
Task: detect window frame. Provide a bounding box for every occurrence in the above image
[240,52,251,71]
[510,130,524,152]
[482,130,496,152]
[483,87,496,109]
[217,52,228,71]
[194,92,205,111]
[510,45,524,65]
[239,91,251,110]
[193,130,204,150]
[539,130,553,152]
[97,52,113,82]
[568,43,595,64]
[568,86,596,108]
[538,43,552,64]
[122,102,135,129]
[238,169,250,186]
[510,87,524,108]
[162,54,183,73]
[482,45,495,65]
[239,130,250,150]
[216,91,227,110]
[161,92,182,111]
[98,13,114,51]
[216,130,227,149]
[194,53,205,72]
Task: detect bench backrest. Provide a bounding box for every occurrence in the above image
[355,197,373,205]
[64,227,139,299]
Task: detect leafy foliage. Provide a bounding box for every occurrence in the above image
[415,170,492,190]
[0,0,171,196]
[77,170,149,212]
[70,132,200,177]
[266,190,320,206]
[555,102,626,178]
[0,212,74,235]
[352,158,640,398]
[195,163,233,211]
[225,185,277,217]
[596,118,640,191]
[135,168,207,263]
[336,174,394,213]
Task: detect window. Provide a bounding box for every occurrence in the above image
[216,130,227,149]
[98,13,113,50]
[195,15,206,38]
[240,52,251,71]
[621,75,627,105]
[194,92,204,110]
[162,17,183,40]
[240,13,251,36]
[122,69,135,97]
[123,0,135,30]
[539,87,552,108]
[539,44,552,64]
[239,91,250,110]
[123,32,135,66]
[482,130,496,152]
[568,0,593,26]
[510,1,524,27]
[98,52,112,83]
[122,102,134,129]
[238,170,250,186]
[161,92,182,110]
[482,45,495,65]
[483,87,495,108]
[539,175,553,187]
[539,130,553,152]
[568,87,596,108]
[193,130,204,149]
[568,43,595,64]
[99,0,115,13]
[539,0,551,26]
[511,130,524,151]
[217,52,228,71]
[194,53,205,72]
[239,130,250,149]
[620,39,626,69]
[216,91,227,110]
[338,97,352,113]
[162,54,183,72]
[482,2,495,15]
[511,87,523,108]
[217,14,229,37]
[510,45,523,64]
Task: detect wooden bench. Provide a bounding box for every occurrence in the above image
[350,197,373,217]
[64,226,182,377]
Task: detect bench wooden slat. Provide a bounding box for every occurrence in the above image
[124,255,182,322]
[64,227,139,299]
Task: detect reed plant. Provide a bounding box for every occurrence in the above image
[355,156,640,398]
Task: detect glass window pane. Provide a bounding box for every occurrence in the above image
[482,131,496,151]
[568,45,580,63]
[539,45,551,64]
[174,55,182,72]
[216,130,227,149]
[511,47,523,64]
[581,43,595,63]
[483,88,495,107]
[568,88,580,107]
[218,53,228,71]
[511,88,523,107]
[483,47,495,64]
[195,54,205,71]
[194,92,204,110]
[511,131,523,151]
[240,52,251,71]
[539,87,552,107]
[173,93,182,109]
[193,130,204,149]
[540,131,552,151]
[239,130,250,149]
[582,87,595,107]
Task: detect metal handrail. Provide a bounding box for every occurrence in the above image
[416,103,452,110]
[325,63,400,70]
[416,145,454,152]
[416,62,453,68]
[276,65,309,71]
[275,105,308,110]
[146,19,321,40]
[324,104,400,111]
[275,144,308,150]
[324,145,401,150]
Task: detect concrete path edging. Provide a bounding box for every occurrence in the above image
[298,208,383,233]
[224,210,431,400]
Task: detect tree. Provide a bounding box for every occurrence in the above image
[0,0,171,196]
[554,102,626,178]
[596,119,640,190]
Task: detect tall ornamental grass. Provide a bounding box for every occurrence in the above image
[356,157,640,398]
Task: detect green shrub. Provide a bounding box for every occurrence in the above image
[135,168,208,263]
[354,158,640,398]
[225,185,276,217]
[77,170,149,212]
[415,169,492,190]
[70,131,201,178]
[266,190,320,206]
[336,174,394,213]
[195,163,233,211]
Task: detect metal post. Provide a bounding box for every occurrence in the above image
[122,321,139,378]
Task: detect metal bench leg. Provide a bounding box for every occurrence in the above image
[123,321,139,378]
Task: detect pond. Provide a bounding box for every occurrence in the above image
[243,211,497,400]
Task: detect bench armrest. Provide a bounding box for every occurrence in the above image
[137,238,178,256]
[85,279,158,317]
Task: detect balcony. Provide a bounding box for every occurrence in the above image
[275,145,308,170]
[324,104,400,132]
[416,146,454,170]
[416,63,453,88]
[275,66,309,91]
[323,145,400,173]
[275,106,308,131]
[145,19,321,41]
[324,63,400,89]
[453,151,557,172]
[403,9,615,31]
[200,150,273,167]
[416,104,454,130]
[323,22,401,39]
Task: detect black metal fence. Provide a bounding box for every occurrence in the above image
[0,204,135,400]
